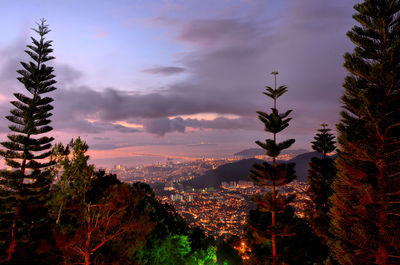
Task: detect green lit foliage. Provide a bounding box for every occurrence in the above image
[136,233,217,265]
[329,1,400,264]
[304,124,336,263]
[247,72,296,265]
[0,19,58,264]
[134,199,217,265]
[139,234,191,265]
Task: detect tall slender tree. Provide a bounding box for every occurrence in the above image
[305,124,336,263]
[248,72,296,265]
[329,1,400,264]
[0,19,57,264]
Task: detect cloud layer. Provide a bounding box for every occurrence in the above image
[0,0,359,155]
[141,66,185,75]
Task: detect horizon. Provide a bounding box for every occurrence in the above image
[0,0,358,168]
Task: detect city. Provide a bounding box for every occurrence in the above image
[106,155,309,239]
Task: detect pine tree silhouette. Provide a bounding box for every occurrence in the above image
[0,19,58,264]
[248,72,297,265]
[305,124,336,262]
[329,1,400,264]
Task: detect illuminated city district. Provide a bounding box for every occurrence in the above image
[107,156,309,238]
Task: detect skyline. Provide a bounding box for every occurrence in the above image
[0,0,359,167]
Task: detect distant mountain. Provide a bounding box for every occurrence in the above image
[233,149,264,157]
[180,152,324,189]
[289,152,322,182]
[234,148,309,157]
[180,158,262,189]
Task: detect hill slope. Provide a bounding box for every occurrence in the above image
[180,158,262,189]
[180,152,324,189]
[234,148,309,157]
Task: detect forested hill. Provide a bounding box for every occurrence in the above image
[180,152,323,189]
[180,158,262,189]
[234,148,309,157]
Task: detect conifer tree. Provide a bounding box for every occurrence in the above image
[248,72,296,265]
[304,124,336,262]
[329,1,400,264]
[50,137,95,225]
[0,19,57,264]
[311,123,336,159]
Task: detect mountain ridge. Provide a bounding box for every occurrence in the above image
[234,148,309,157]
[179,152,324,189]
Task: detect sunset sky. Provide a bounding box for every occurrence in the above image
[0,0,359,167]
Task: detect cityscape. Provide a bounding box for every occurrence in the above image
[106,154,309,238]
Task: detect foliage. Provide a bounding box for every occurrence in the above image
[247,72,297,264]
[304,124,337,263]
[50,137,95,224]
[0,19,58,264]
[329,1,400,264]
[48,138,217,264]
[58,183,154,265]
[133,189,217,265]
[52,137,94,196]
[216,236,243,265]
[311,123,336,157]
[246,207,324,265]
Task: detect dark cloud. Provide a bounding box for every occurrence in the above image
[52,117,140,134]
[144,117,186,136]
[54,64,83,85]
[142,116,258,136]
[49,0,357,137]
[0,0,359,143]
[52,85,254,125]
[0,105,10,133]
[0,37,26,85]
[141,66,185,75]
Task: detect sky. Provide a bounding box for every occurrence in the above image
[0,0,360,168]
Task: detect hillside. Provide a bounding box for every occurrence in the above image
[180,158,262,189]
[180,152,323,189]
[234,148,309,157]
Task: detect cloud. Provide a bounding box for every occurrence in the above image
[0,0,359,143]
[47,0,356,137]
[142,116,258,136]
[53,117,141,134]
[144,117,186,136]
[54,64,83,85]
[141,66,185,75]
[0,36,26,86]
[89,142,132,150]
[178,18,263,47]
